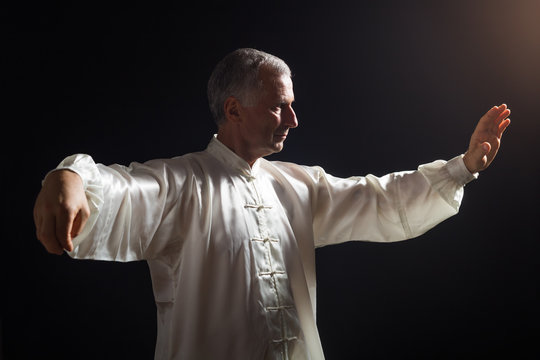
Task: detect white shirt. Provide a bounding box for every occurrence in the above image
[55,135,476,359]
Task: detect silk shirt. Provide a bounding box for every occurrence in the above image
[55,135,477,359]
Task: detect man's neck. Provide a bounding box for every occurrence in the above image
[216,127,260,167]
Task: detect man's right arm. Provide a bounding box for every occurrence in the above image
[34,153,193,261]
[33,169,90,254]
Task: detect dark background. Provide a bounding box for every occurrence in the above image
[4,0,540,358]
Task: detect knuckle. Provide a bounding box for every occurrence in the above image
[58,201,77,219]
[40,201,56,214]
[81,205,91,219]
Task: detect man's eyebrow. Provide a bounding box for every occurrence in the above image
[279,96,295,104]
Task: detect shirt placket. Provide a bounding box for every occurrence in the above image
[242,170,298,360]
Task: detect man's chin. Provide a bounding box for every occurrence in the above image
[261,143,284,158]
[271,142,285,153]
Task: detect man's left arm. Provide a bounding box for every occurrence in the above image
[312,104,511,247]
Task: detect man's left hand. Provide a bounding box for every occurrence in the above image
[463,103,511,174]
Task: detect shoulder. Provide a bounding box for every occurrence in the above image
[111,151,213,180]
[141,150,211,168]
[262,159,326,184]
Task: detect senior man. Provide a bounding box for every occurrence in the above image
[34,48,510,359]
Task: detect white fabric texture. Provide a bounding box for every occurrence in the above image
[53,135,476,359]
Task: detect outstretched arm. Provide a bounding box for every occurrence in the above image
[34,154,194,261]
[463,104,511,174]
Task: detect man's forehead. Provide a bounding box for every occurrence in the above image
[259,68,294,100]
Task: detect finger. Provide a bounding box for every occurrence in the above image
[39,213,64,255]
[55,208,74,252]
[495,108,511,124]
[498,118,511,138]
[479,105,505,129]
[71,206,90,239]
[483,106,508,133]
[490,104,507,121]
[485,106,500,120]
[490,110,509,134]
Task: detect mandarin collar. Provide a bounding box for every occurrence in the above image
[206,134,261,177]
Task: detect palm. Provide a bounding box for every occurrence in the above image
[464,104,511,173]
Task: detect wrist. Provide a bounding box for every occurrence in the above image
[462,152,477,174]
[455,154,479,184]
[42,169,83,188]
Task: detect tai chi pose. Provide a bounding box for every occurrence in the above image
[34,48,511,359]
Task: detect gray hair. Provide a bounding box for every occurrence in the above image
[207,48,291,126]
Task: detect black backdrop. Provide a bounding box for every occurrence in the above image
[4,1,540,358]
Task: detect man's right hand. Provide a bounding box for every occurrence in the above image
[33,170,90,254]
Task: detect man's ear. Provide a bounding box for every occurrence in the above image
[224,96,243,124]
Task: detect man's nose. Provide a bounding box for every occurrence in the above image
[284,105,298,128]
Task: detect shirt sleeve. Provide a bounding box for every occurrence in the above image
[48,154,190,262]
[312,155,477,247]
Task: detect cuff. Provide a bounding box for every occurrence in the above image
[42,154,101,189]
[446,154,478,186]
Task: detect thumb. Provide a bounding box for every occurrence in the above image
[71,207,90,239]
[480,142,491,156]
[464,142,491,173]
[474,142,491,171]
[55,210,74,252]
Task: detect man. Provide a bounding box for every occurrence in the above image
[34,48,511,359]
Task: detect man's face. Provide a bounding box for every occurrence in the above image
[238,67,298,159]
